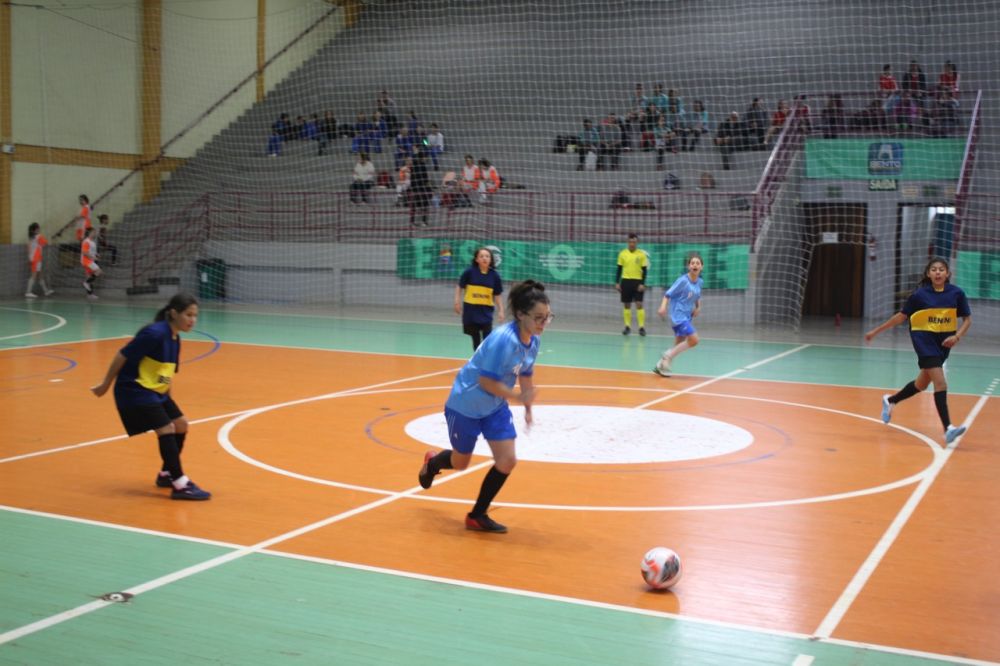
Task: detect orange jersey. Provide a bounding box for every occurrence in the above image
[482,166,500,192]
[75,204,93,241]
[28,234,48,272]
[81,238,98,264]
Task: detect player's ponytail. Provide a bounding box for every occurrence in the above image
[507,279,549,319]
[153,292,199,324]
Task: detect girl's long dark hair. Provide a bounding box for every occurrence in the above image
[28,223,40,238]
[153,292,199,324]
[507,279,548,318]
[917,257,950,288]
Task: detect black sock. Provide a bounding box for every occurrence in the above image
[471,466,509,517]
[890,381,920,404]
[163,432,187,473]
[157,433,184,480]
[933,391,951,430]
[470,330,482,350]
[427,450,453,475]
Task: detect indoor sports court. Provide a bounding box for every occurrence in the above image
[2,301,998,665]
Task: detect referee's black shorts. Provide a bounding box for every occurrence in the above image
[117,397,183,436]
[619,278,645,304]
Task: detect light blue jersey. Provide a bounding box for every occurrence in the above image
[665,273,703,325]
[445,321,539,418]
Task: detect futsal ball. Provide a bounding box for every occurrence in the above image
[641,546,682,590]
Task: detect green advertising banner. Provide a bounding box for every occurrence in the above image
[397,239,750,290]
[805,138,965,180]
[957,251,1000,300]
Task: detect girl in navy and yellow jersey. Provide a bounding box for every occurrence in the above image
[90,293,211,500]
[865,257,971,444]
[455,247,505,351]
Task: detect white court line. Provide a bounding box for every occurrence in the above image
[813,391,993,638]
[0,307,67,341]
[791,655,815,666]
[0,458,492,646]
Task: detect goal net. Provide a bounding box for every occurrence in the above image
[19,0,999,332]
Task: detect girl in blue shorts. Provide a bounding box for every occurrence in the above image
[654,252,703,377]
[865,257,971,443]
[90,293,210,500]
[418,279,552,533]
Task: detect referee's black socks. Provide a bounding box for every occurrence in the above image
[471,466,509,517]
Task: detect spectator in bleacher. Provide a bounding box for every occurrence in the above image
[394,127,415,169]
[744,97,768,148]
[878,64,900,114]
[266,127,282,157]
[666,89,685,116]
[406,110,420,136]
[664,98,685,151]
[478,158,501,204]
[901,60,928,111]
[352,113,372,153]
[763,99,789,147]
[684,99,710,151]
[599,113,623,171]
[461,154,481,194]
[820,94,846,138]
[302,114,320,147]
[369,111,387,153]
[97,214,118,266]
[654,115,676,171]
[318,111,337,156]
[629,83,648,115]
[793,94,812,132]
[409,150,432,226]
[639,103,659,151]
[292,115,306,140]
[350,152,375,204]
[396,157,412,206]
[377,90,398,135]
[576,118,599,171]
[714,111,742,170]
[933,85,960,136]
[426,123,444,171]
[853,98,887,132]
[620,111,637,152]
[938,60,959,94]
[272,113,292,141]
[893,91,921,132]
[652,83,669,115]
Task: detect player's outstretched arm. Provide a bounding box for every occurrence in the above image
[91,352,126,397]
[864,312,907,343]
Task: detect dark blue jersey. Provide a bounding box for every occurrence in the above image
[901,283,970,358]
[114,320,180,407]
[459,266,503,326]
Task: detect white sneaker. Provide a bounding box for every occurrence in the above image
[652,358,672,377]
[87,293,99,301]
[24,292,38,299]
[82,280,93,294]
[44,289,55,296]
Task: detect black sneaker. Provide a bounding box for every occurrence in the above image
[171,482,211,501]
[465,512,507,533]
[638,327,646,336]
[418,450,439,489]
[622,326,631,336]
[155,472,173,488]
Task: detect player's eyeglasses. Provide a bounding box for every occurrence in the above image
[529,313,555,325]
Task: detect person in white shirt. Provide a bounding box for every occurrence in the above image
[350,152,375,204]
[426,123,444,171]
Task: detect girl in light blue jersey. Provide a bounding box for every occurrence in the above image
[654,252,703,377]
[418,280,552,533]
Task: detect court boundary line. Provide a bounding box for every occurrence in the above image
[813,389,993,639]
[1,503,995,666]
[0,307,67,341]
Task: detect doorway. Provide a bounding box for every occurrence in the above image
[801,203,867,318]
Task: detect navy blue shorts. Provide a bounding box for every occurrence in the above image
[917,353,947,369]
[444,404,517,454]
[117,397,183,436]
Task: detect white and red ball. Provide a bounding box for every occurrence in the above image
[640,546,682,590]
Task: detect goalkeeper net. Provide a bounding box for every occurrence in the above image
[21,0,1000,332]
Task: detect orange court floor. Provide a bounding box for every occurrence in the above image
[2,336,999,661]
